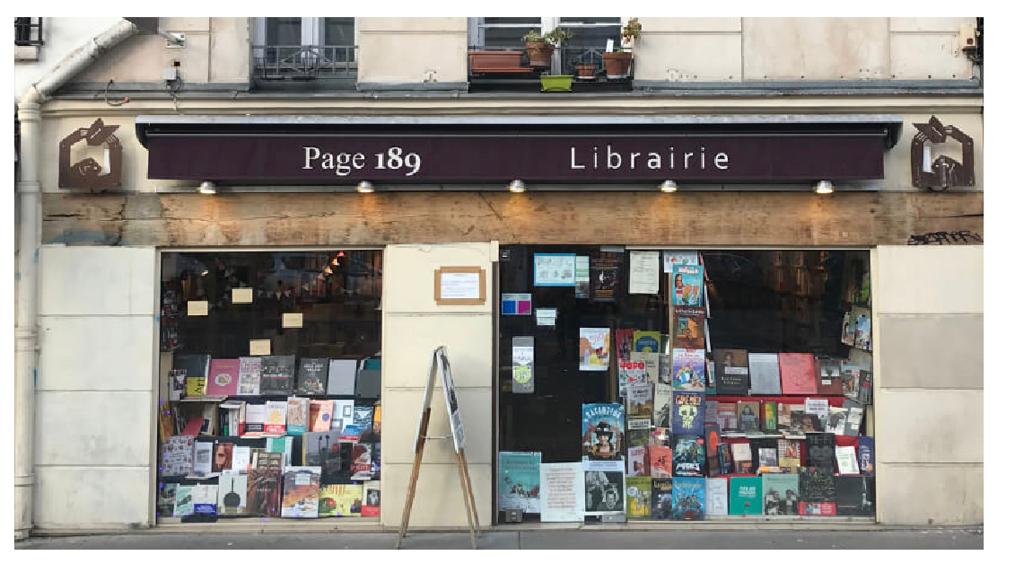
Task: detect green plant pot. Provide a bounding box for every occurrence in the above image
[540,75,573,92]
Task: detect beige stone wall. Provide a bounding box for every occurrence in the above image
[873,245,983,525]
[356,18,467,86]
[380,242,495,528]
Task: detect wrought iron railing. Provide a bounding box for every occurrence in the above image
[251,44,357,81]
[467,44,630,78]
[14,17,43,46]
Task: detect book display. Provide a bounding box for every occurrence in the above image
[157,250,383,523]
[499,247,875,523]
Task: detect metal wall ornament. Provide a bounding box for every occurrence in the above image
[58,118,122,191]
[911,116,975,191]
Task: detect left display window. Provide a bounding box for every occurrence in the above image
[156,250,383,523]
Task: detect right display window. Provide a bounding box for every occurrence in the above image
[497,247,874,523]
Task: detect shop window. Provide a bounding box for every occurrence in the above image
[156,250,383,523]
[497,246,874,523]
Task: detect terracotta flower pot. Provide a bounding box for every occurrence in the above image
[603,51,633,79]
[575,63,598,80]
[525,41,554,68]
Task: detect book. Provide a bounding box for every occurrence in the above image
[649,427,672,448]
[712,349,750,395]
[318,484,364,517]
[327,359,358,395]
[296,358,329,395]
[301,430,341,466]
[231,445,252,472]
[762,401,778,432]
[173,485,194,517]
[185,376,207,397]
[157,482,178,518]
[281,466,322,518]
[728,476,763,515]
[836,476,875,516]
[671,348,706,391]
[212,442,234,473]
[159,435,194,477]
[330,399,356,430]
[825,406,848,434]
[191,484,218,517]
[192,441,214,476]
[579,328,611,371]
[266,436,294,466]
[207,358,240,396]
[705,358,717,395]
[498,451,542,514]
[626,383,654,428]
[777,403,796,432]
[218,400,245,437]
[361,480,381,517]
[717,443,734,475]
[618,360,648,397]
[614,329,637,366]
[651,478,674,520]
[841,311,856,346]
[778,439,802,469]
[758,447,779,469]
[818,357,846,396]
[762,473,799,516]
[630,352,661,393]
[672,435,706,477]
[731,442,753,474]
[842,399,865,437]
[242,403,267,435]
[658,353,672,385]
[705,477,728,516]
[649,445,673,479]
[705,425,722,477]
[174,354,210,398]
[853,308,872,351]
[264,401,288,435]
[247,464,282,517]
[632,331,661,354]
[627,445,648,476]
[583,460,626,517]
[806,433,836,470]
[792,410,822,434]
[217,472,249,515]
[857,436,875,477]
[736,400,761,433]
[582,403,625,460]
[355,369,382,399]
[627,429,649,449]
[625,476,653,519]
[671,391,705,435]
[672,476,706,520]
[779,353,818,395]
[286,397,310,436]
[798,466,837,516]
[804,398,830,429]
[308,400,334,432]
[748,353,782,395]
[260,355,295,395]
[351,442,374,481]
[672,306,706,349]
[670,263,704,306]
[352,406,374,430]
[857,370,873,405]
[652,383,672,428]
[237,357,262,395]
[835,445,861,475]
[167,369,187,402]
[716,402,739,432]
[255,450,284,470]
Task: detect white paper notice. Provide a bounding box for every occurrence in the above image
[540,462,585,522]
[282,313,304,329]
[536,308,557,327]
[249,339,271,356]
[629,251,661,295]
[232,288,253,304]
[440,271,482,300]
[186,300,208,316]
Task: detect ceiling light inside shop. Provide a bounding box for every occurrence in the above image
[813,180,835,195]
[356,181,375,193]
[197,181,217,194]
[659,180,678,193]
[508,179,526,193]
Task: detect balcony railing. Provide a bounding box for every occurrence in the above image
[14,17,43,46]
[251,44,357,83]
[467,43,631,92]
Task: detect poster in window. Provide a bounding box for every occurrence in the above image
[581,403,625,460]
[579,327,611,371]
[498,451,542,514]
[670,263,704,307]
[534,253,576,287]
[590,251,623,302]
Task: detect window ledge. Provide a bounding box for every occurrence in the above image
[15,44,40,62]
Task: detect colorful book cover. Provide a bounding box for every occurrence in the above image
[175,354,210,397]
[625,476,652,519]
[583,460,625,517]
[286,396,310,436]
[308,400,334,432]
[627,445,648,476]
[318,484,364,517]
[632,330,661,354]
[498,451,542,513]
[728,476,763,515]
[627,429,650,448]
[762,401,778,432]
[330,399,355,431]
[649,427,672,448]
[670,263,704,306]
[853,309,872,351]
[351,442,374,480]
[237,356,262,395]
[777,403,796,431]
[260,355,295,395]
[618,360,648,397]
[672,306,706,349]
[819,357,847,396]
[361,480,381,517]
[626,383,654,426]
[841,311,856,346]
[185,376,207,397]
[582,403,625,460]
[579,327,611,371]
[857,436,875,477]
[737,400,761,433]
[651,478,674,520]
[264,401,288,435]
[671,391,705,435]
[653,383,672,428]
[705,425,721,477]
[207,358,240,396]
[798,466,837,516]
[590,251,622,302]
[779,353,818,395]
[712,349,750,395]
[212,442,234,473]
[297,358,330,395]
[748,353,782,395]
[858,370,874,405]
[159,435,195,477]
[173,485,194,517]
[672,435,706,477]
[614,328,637,367]
[217,472,249,515]
[672,476,706,520]
[649,445,673,479]
[778,439,802,469]
[191,484,219,517]
[512,336,535,394]
[762,473,799,515]
[630,352,661,392]
[705,477,729,516]
[836,476,875,516]
[671,348,706,391]
[281,466,322,519]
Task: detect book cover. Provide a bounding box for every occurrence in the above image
[717,443,734,475]
[748,353,782,395]
[762,473,799,516]
[627,445,648,476]
[308,400,334,432]
[297,358,330,395]
[361,480,381,517]
[232,445,252,472]
[286,396,310,436]
[762,401,778,432]
[841,311,856,346]
[330,399,355,431]
[671,348,706,391]
[355,370,382,399]
[777,403,796,432]
[853,309,872,351]
[649,427,672,448]
[242,403,267,435]
[806,433,836,470]
[247,465,282,516]
[627,429,649,449]
[191,484,219,517]
[159,435,194,477]
[672,476,706,520]
[792,410,823,434]
[185,376,207,397]
[582,403,625,460]
[672,306,706,349]
[350,442,374,481]
[705,425,722,477]
[583,460,626,517]
[731,442,753,474]
[281,466,322,518]
[670,263,704,306]
[327,359,358,395]
[658,353,672,385]
[173,485,194,517]
[625,476,652,519]
[618,360,648,398]
[671,391,705,435]
[301,430,341,466]
[779,353,818,395]
[798,466,837,516]
[836,445,861,475]
[264,401,288,435]
[212,442,234,473]
[630,352,661,392]
[716,402,739,432]
[207,358,240,396]
[778,439,802,469]
[192,441,214,476]
[818,357,846,396]
[736,400,761,433]
[579,328,611,371]
[167,369,187,402]
[632,331,661,354]
[705,358,717,395]
[836,476,875,516]
[858,370,874,405]
[653,383,672,428]
[705,477,729,516]
[626,383,654,426]
[728,476,763,515]
[318,484,364,517]
[651,478,674,520]
[672,435,706,477]
[217,472,249,515]
[590,251,622,302]
[157,482,178,518]
[498,451,542,514]
[237,357,262,395]
[512,336,535,394]
[758,447,779,469]
[648,445,673,479]
[260,355,295,395]
[842,399,865,437]
[712,349,750,395]
[614,328,637,366]
[352,405,374,430]
[174,353,210,393]
[858,436,875,477]
[825,406,848,434]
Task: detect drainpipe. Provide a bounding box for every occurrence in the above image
[15,18,139,541]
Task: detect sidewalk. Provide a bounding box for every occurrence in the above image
[17,527,983,550]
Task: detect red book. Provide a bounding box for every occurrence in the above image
[207,358,240,396]
[778,353,818,395]
[648,445,672,478]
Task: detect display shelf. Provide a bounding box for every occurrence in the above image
[175,396,228,403]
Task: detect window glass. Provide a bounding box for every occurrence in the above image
[266,17,302,45]
[477,17,542,48]
[324,17,355,45]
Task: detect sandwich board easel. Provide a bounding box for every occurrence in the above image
[396,346,481,549]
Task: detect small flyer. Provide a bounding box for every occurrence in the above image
[534,253,576,287]
[512,336,535,394]
[579,327,611,371]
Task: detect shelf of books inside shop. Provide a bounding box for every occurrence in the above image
[497,248,875,524]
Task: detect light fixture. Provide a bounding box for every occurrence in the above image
[507,179,526,193]
[659,179,678,193]
[356,181,375,194]
[197,181,217,194]
[813,180,835,195]
[200,269,209,277]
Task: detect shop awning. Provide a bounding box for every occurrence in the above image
[136,114,903,185]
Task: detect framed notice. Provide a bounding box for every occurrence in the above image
[434,267,486,306]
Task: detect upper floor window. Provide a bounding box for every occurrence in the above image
[252,17,356,83]
[469,16,621,50]
[14,17,43,46]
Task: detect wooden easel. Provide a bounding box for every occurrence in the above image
[396,347,481,549]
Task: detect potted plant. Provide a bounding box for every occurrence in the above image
[603,18,641,79]
[522,27,573,69]
[540,73,573,92]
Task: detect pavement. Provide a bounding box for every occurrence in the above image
[16,527,983,550]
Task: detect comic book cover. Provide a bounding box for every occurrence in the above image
[671,348,706,391]
[626,382,654,427]
[672,306,706,349]
[625,476,652,519]
[649,427,672,448]
[614,328,636,367]
[579,328,611,372]
[582,403,625,460]
[627,445,648,477]
[632,331,661,354]
[618,360,648,398]
[653,383,672,428]
[670,391,705,435]
[672,476,706,520]
[670,264,704,306]
[649,445,673,479]
[651,478,674,520]
[672,435,707,477]
[498,451,542,514]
